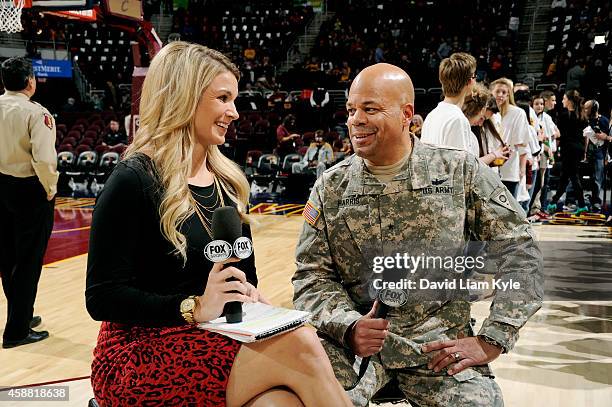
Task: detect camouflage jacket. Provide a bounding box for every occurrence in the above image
[293,137,543,370]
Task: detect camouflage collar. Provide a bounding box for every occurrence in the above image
[348,136,430,194]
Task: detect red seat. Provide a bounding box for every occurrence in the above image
[81,137,96,147]
[109,144,126,156]
[87,125,102,134]
[302,131,314,145]
[75,144,92,155]
[84,130,98,140]
[71,124,85,133]
[95,144,110,155]
[62,136,78,147]
[58,144,74,152]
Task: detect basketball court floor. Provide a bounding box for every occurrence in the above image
[0,198,610,406]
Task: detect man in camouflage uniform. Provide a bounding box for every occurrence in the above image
[292,63,543,406]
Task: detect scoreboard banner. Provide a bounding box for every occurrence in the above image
[32,59,73,78]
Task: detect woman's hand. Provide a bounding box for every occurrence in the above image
[494,145,510,160]
[244,282,272,305]
[194,262,253,323]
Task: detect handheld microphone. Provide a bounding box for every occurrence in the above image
[345,287,407,390]
[203,206,253,323]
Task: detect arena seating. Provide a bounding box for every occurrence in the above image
[542,0,610,95]
[311,0,522,92]
[170,0,314,74]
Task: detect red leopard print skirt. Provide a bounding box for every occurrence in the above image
[91,322,241,406]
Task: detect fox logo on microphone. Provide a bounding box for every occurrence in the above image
[379,288,408,307]
[204,240,232,262]
[233,237,253,259]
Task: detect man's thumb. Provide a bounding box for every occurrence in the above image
[365,300,379,318]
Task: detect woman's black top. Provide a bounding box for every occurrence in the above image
[557,110,586,153]
[85,153,257,326]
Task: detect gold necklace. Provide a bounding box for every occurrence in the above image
[191,182,217,199]
[193,202,214,238]
[194,190,220,213]
[191,176,226,238]
[191,176,223,212]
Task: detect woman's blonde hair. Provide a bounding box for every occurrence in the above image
[490,77,515,116]
[125,41,249,262]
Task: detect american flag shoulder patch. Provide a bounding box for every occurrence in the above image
[303,200,321,226]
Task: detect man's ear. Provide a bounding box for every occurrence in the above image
[402,103,415,126]
[26,76,35,91]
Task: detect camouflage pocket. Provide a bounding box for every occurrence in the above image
[450,366,482,382]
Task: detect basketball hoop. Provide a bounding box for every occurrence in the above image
[0,0,25,34]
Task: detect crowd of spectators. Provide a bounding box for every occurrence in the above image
[296,0,522,90]
[543,0,610,105]
[168,0,314,90]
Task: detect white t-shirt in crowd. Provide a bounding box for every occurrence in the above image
[540,111,558,168]
[496,104,530,182]
[421,101,478,156]
[526,124,541,171]
[483,124,504,175]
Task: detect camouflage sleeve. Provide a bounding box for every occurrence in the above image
[467,158,544,352]
[292,178,363,347]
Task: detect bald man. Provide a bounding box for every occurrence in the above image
[292,63,543,406]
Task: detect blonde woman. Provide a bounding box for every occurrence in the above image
[86,42,352,407]
[490,77,530,198]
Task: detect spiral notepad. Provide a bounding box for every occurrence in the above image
[198,303,310,343]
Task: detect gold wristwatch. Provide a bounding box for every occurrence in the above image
[180,295,198,324]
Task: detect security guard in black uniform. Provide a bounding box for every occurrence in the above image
[0,57,58,348]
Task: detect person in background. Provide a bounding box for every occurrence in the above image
[61,97,77,112]
[0,57,58,348]
[516,101,542,213]
[276,114,301,158]
[490,78,529,198]
[102,119,128,147]
[292,130,334,178]
[421,52,478,155]
[530,94,556,219]
[547,90,588,214]
[462,84,510,167]
[582,99,609,212]
[410,114,424,138]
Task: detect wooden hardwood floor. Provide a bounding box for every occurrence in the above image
[0,215,610,406]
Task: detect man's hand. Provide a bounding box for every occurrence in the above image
[348,301,389,358]
[421,337,502,375]
[595,132,608,141]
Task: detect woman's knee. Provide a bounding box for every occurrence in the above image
[283,327,329,371]
[244,387,304,407]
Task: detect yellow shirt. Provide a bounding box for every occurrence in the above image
[0,91,59,196]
